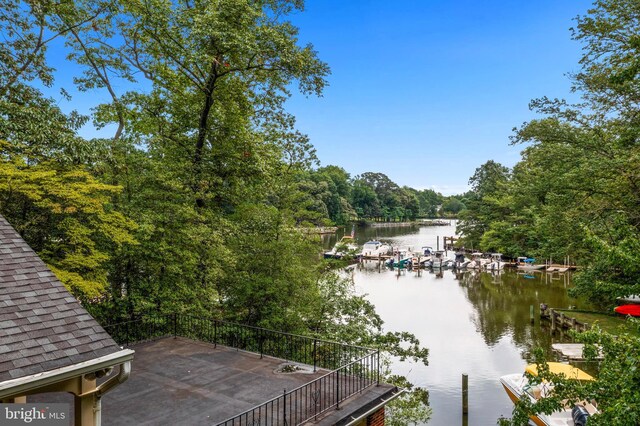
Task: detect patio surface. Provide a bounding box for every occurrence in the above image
[31,336,398,425]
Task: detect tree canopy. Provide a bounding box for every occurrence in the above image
[0,1,431,422]
[452,1,640,423]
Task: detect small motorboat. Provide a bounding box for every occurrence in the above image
[467,252,489,269]
[430,250,447,268]
[452,251,469,268]
[361,240,391,257]
[485,253,505,271]
[500,362,598,426]
[323,236,358,259]
[385,247,412,268]
[614,304,640,317]
[517,257,545,270]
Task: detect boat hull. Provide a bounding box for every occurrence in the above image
[500,369,596,426]
[517,265,545,270]
[499,377,549,426]
[614,304,640,317]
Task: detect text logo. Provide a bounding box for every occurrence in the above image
[0,404,68,426]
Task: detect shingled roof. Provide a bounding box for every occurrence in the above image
[0,214,121,382]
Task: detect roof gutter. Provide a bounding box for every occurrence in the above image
[0,349,135,400]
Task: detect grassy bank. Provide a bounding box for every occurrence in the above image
[558,310,640,337]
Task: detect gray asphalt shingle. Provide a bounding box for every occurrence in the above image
[0,215,121,382]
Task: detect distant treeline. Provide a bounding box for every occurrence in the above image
[296,168,467,225]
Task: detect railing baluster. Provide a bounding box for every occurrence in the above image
[282,389,287,426]
[103,313,380,426]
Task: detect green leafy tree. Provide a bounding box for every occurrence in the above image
[0,152,136,300]
[351,178,381,220]
[416,189,443,217]
[457,160,510,248]
[488,0,640,423]
[441,198,465,216]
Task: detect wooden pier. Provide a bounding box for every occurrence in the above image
[443,236,458,250]
[300,226,338,235]
[360,254,393,261]
[540,307,590,333]
[552,343,603,361]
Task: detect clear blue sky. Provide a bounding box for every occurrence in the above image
[46,0,595,195]
[284,0,594,194]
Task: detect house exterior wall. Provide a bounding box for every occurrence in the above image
[366,406,385,426]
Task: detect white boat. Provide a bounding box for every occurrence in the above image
[517,256,545,270]
[486,253,505,271]
[323,236,358,259]
[467,252,489,269]
[361,240,391,257]
[401,248,430,269]
[420,246,434,256]
[418,246,435,267]
[452,250,470,268]
[616,294,640,304]
[430,250,447,268]
[386,247,412,267]
[500,362,598,426]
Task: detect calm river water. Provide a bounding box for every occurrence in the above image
[322,222,587,426]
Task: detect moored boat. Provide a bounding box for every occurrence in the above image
[453,251,470,268]
[385,247,413,267]
[430,250,447,268]
[614,304,640,317]
[517,256,545,271]
[486,253,504,271]
[500,362,598,426]
[467,252,489,269]
[323,235,359,259]
[361,240,391,257]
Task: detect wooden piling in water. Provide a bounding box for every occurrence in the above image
[530,305,534,324]
[462,373,468,415]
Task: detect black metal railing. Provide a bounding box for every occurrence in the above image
[217,350,380,426]
[103,313,380,425]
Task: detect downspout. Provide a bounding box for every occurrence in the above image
[94,398,102,426]
[79,361,131,426]
[95,361,131,397]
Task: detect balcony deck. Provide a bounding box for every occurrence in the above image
[31,336,398,425]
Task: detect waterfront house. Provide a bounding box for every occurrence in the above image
[0,214,401,425]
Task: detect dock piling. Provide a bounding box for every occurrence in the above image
[462,373,468,415]
[530,305,534,324]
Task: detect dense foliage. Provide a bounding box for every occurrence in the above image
[294,167,461,225]
[0,1,430,422]
[458,0,640,310]
[452,1,640,424]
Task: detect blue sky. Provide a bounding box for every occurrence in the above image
[44,0,595,195]
[284,0,594,194]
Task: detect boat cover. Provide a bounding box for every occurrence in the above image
[525,362,594,381]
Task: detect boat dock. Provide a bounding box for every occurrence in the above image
[552,343,603,361]
[540,307,590,333]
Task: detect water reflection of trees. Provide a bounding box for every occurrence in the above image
[455,270,581,360]
[358,225,422,241]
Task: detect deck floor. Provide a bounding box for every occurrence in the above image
[30,337,395,425]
